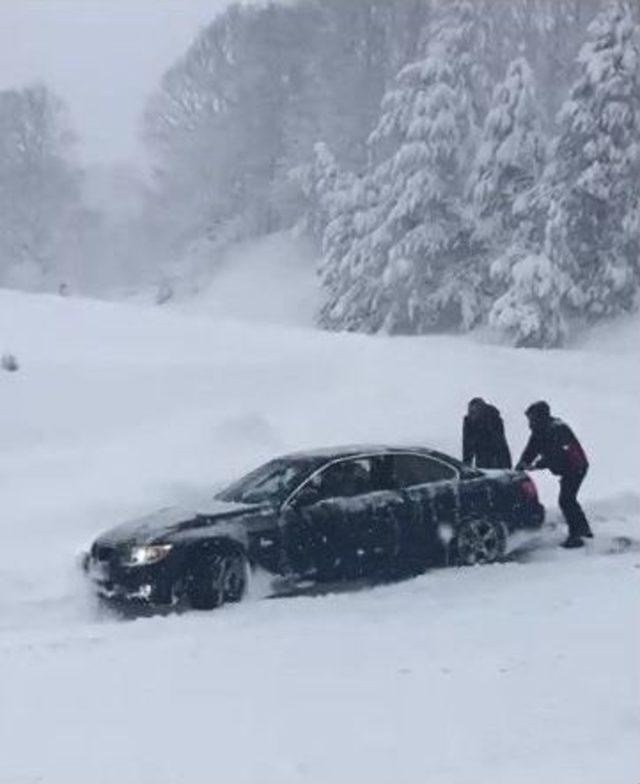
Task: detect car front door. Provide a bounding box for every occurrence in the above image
[281,455,408,579]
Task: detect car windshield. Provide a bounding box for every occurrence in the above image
[216,458,320,505]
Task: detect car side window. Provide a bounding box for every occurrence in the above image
[392,454,456,487]
[291,455,398,506]
[308,458,373,501]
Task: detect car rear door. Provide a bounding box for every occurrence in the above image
[455,469,494,525]
[390,453,459,568]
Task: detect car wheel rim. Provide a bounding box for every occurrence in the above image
[458,520,502,565]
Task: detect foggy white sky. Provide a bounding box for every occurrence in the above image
[0,0,250,167]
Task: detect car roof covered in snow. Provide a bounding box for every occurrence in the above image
[280,444,462,465]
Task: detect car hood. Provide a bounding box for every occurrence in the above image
[94,499,259,546]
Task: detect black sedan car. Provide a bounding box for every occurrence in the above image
[84,445,544,610]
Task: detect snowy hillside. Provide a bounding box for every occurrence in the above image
[170,232,320,326]
[1,287,639,784]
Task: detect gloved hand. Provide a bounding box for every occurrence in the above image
[516,460,544,471]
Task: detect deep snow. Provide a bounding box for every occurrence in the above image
[1,258,639,783]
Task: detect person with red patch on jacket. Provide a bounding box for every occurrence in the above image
[516,400,593,549]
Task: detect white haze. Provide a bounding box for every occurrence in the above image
[0,0,247,166]
[1,0,637,347]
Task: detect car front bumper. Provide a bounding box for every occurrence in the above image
[82,551,178,604]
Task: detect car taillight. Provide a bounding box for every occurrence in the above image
[519,477,538,501]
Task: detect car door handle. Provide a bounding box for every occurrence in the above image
[259,537,276,548]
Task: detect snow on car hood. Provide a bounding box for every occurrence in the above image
[95,499,256,546]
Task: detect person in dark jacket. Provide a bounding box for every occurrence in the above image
[462,398,512,469]
[516,400,593,548]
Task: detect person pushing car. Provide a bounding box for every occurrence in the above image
[462,397,512,469]
[516,400,593,549]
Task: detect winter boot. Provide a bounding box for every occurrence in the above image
[561,536,584,549]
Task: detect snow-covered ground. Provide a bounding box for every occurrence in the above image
[1,258,639,783]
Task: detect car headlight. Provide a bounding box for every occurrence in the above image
[123,543,173,567]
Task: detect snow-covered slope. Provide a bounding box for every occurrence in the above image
[182,232,320,326]
[1,287,638,784]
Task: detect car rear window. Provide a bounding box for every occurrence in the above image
[392,454,456,487]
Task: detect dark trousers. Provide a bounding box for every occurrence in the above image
[559,470,592,538]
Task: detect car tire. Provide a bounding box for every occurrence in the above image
[187,552,247,610]
[453,517,507,566]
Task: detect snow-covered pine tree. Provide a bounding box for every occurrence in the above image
[466,55,561,347]
[292,142,369,325]
[318,168,386,330]
[292,142,344,246]
[487,178,571,346]
[469,57,547,246]
[488,243,570,347]
[318,1,488,334]
[545,0,640,321]
[486,157,570,347]
[318,173,374,329]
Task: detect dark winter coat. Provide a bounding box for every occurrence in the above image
[462,404,512,469]
[517,417,588,477]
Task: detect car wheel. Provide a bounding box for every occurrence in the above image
[188,552,247,610]
[454,518,507,566]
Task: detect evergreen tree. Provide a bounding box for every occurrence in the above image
[488,245,569,347]
[292,142,373,329]
[486,171,568,347]
[488,2,639,347]
[292,142,344,247]
[545,0,640,320]
[318,172,379,330]
[469,57,547,245]
[469,56,557,347]
[319,1,488,334]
